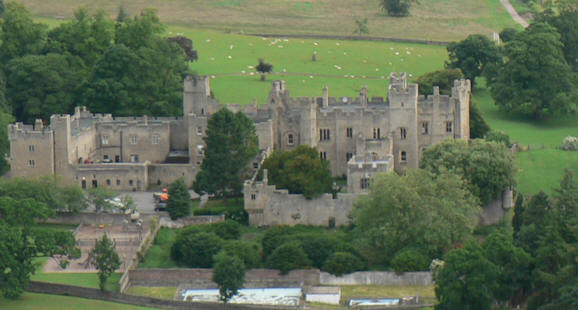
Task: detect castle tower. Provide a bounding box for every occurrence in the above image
[451,79,471,140]
[183,75,211,116]
[388,72,419,171]
[50,114,72,176]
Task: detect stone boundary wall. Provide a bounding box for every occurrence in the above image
[43,212,150,225]
[128,268,320,288]
[27,281,294,310]
[251,33,450,46]
[159,215,225,228]
[320,271,433,286]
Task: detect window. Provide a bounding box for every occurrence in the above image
[319,128,331,141]
[400,127,407,140]
[151,135,159,145]
[287,134,294,145]
[116,179,121,186]
[346,128,353,138]
[346,152,353,162]
[28,145,35,152]
[253,162,259,169]
[130,154,139,162]
[421,122,429,135]
[360,178,370,190]
[101,135,109,145]
[129,179,134,186]
[373,128,381,139]
[129,135,137,144]
[251,194,256,200]
[28,160,35,167]
[319,151,327,160]
[197,145,204,156]
[106,179,111,186]
[446,121,453,133]
[401,151,407,162]
[197,126,203,135]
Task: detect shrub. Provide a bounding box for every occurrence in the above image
[213,220,241,240]
[390,247,431,273]
[224,207,249,225]
[485,130,511,147]
[266,241,311,275]
[562,136,578,151]
[323,252,365,276]
[262,226,300,257]
[171,231,223,268]
[220,240,261,269]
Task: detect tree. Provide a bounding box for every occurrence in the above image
[420,139,516,205]
[485,130,511,147]
[536,8,578,71]
[171,231,223,268]
[0,224,36,299]
[0,197,52,226]
[167,36,198,62]
[260,145,333,199]
[499,27,519,43]
[351,170,480,265]
[445,34,501,88]
[220,240,261,269]
[116,5,128,23]
[390,247,431,273]
[0,0,5,17]
[489,23,576,119]
[213,251,246,303]
[435,242,499,310]
[193,109,258,203]
[379,0,418,17]
[6,53,84,122]
[266,241,312,275]
[0,112,14,175]
[167,178,191,220]
[87,187,116,213]
[89,234,121,291]
[353,18,369,35]
[213,219,241,240]
[0,2,47,64]
[415,68,464,95]
[469,101,491,139]
[323,252,365,276]
[256,58,273,81]
[554,169,577,218]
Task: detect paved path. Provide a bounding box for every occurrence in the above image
[500,0,529,28]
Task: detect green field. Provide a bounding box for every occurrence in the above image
[18,0,519,41]
[126,286,177,300]
[0,293,159,310]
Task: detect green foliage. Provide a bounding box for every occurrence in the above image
[193,109,258,200]
[167,178,191,220]
[435,242,499,310]
[266,241,311,275]
[87,187,116,213]
[260,145,333,199]
[171,231,223,268]
[536,8,578,71]
[5,53,84,122]
[499,27,518,43]
[212,251,245,303]
[421,139,516,205]
[213,220,241,240]
[446,34,501,88]
[323,252,365,276]
[485,130,511,147]
[353,18,369,35]
[0,224,36,299]
[379,0,417,17]
[0,196,52,226]
[390,247,431,273]
[256,58,273,80]
[415,68,464,95]
[469,101,491,139]
[89,234,121,292]
[167,36,198,62]
[489,23,576,119]
[0,2,47,64]
[220,240,261,269]
[0,0,4,17]
[30,229,78,258]
[351,170,480,266]
[554,169,577,217]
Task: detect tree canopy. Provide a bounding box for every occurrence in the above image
[193,108,258,202]
[420,139,516,205]
[89,234,121,291]
[260,145,333,199]
[415,68,464,95]
[445,34,501,88]
[256,58,273,81]
[351,170,480,265]
[488,22,576,119]
[379,0,418,17]
[213,251,245,303]
[167,178,191,220]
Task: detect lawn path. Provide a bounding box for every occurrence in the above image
[500,0,529,28]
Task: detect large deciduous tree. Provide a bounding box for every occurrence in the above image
[260,145,333,199]
[167,178,191,220]
[170,231,223,268]
[489,23,576,119]
[536,7,578,71]
[89,234,121,291]
[0,2,46,65]
[351,170,480,265]
[379,0,418,17]
[193,109,258,203]
[0,225,36,299]
[415,68,464,95]
[256,58,273,81]
[420,139,516,205]
[213,251,246,303]
[445,34,501,88]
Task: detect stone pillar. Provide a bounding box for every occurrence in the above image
[262,169,268,185]
[323,86,329,108]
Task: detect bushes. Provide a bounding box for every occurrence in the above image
[220,240,261,269]
[562,136,578,151]
[266,242,312,275]
[390,247,431,273]
[171,231,223,268]
[213,220,241,240]
[323,252,365,276]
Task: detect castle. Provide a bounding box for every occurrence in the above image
[8,72,473,224]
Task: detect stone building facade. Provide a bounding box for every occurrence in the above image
[9,72,471,211]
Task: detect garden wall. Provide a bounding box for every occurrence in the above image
[43,212,154,225]
[27,281,293,310]
[252,33,450,46]
[320,271,433,286]
[159,214,225,228]
[128,268,320,288]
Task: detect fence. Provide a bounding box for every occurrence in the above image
[320,271,433,286]
[251,33,450,46]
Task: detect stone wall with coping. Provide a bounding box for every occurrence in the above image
[320,271,433,286]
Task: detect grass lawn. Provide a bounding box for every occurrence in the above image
[0,293,159,310]
[138,228,180,269]
[126,286,177,300]
[340,285,436,304]
[22,0,518,41]
[473,82,578,195]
